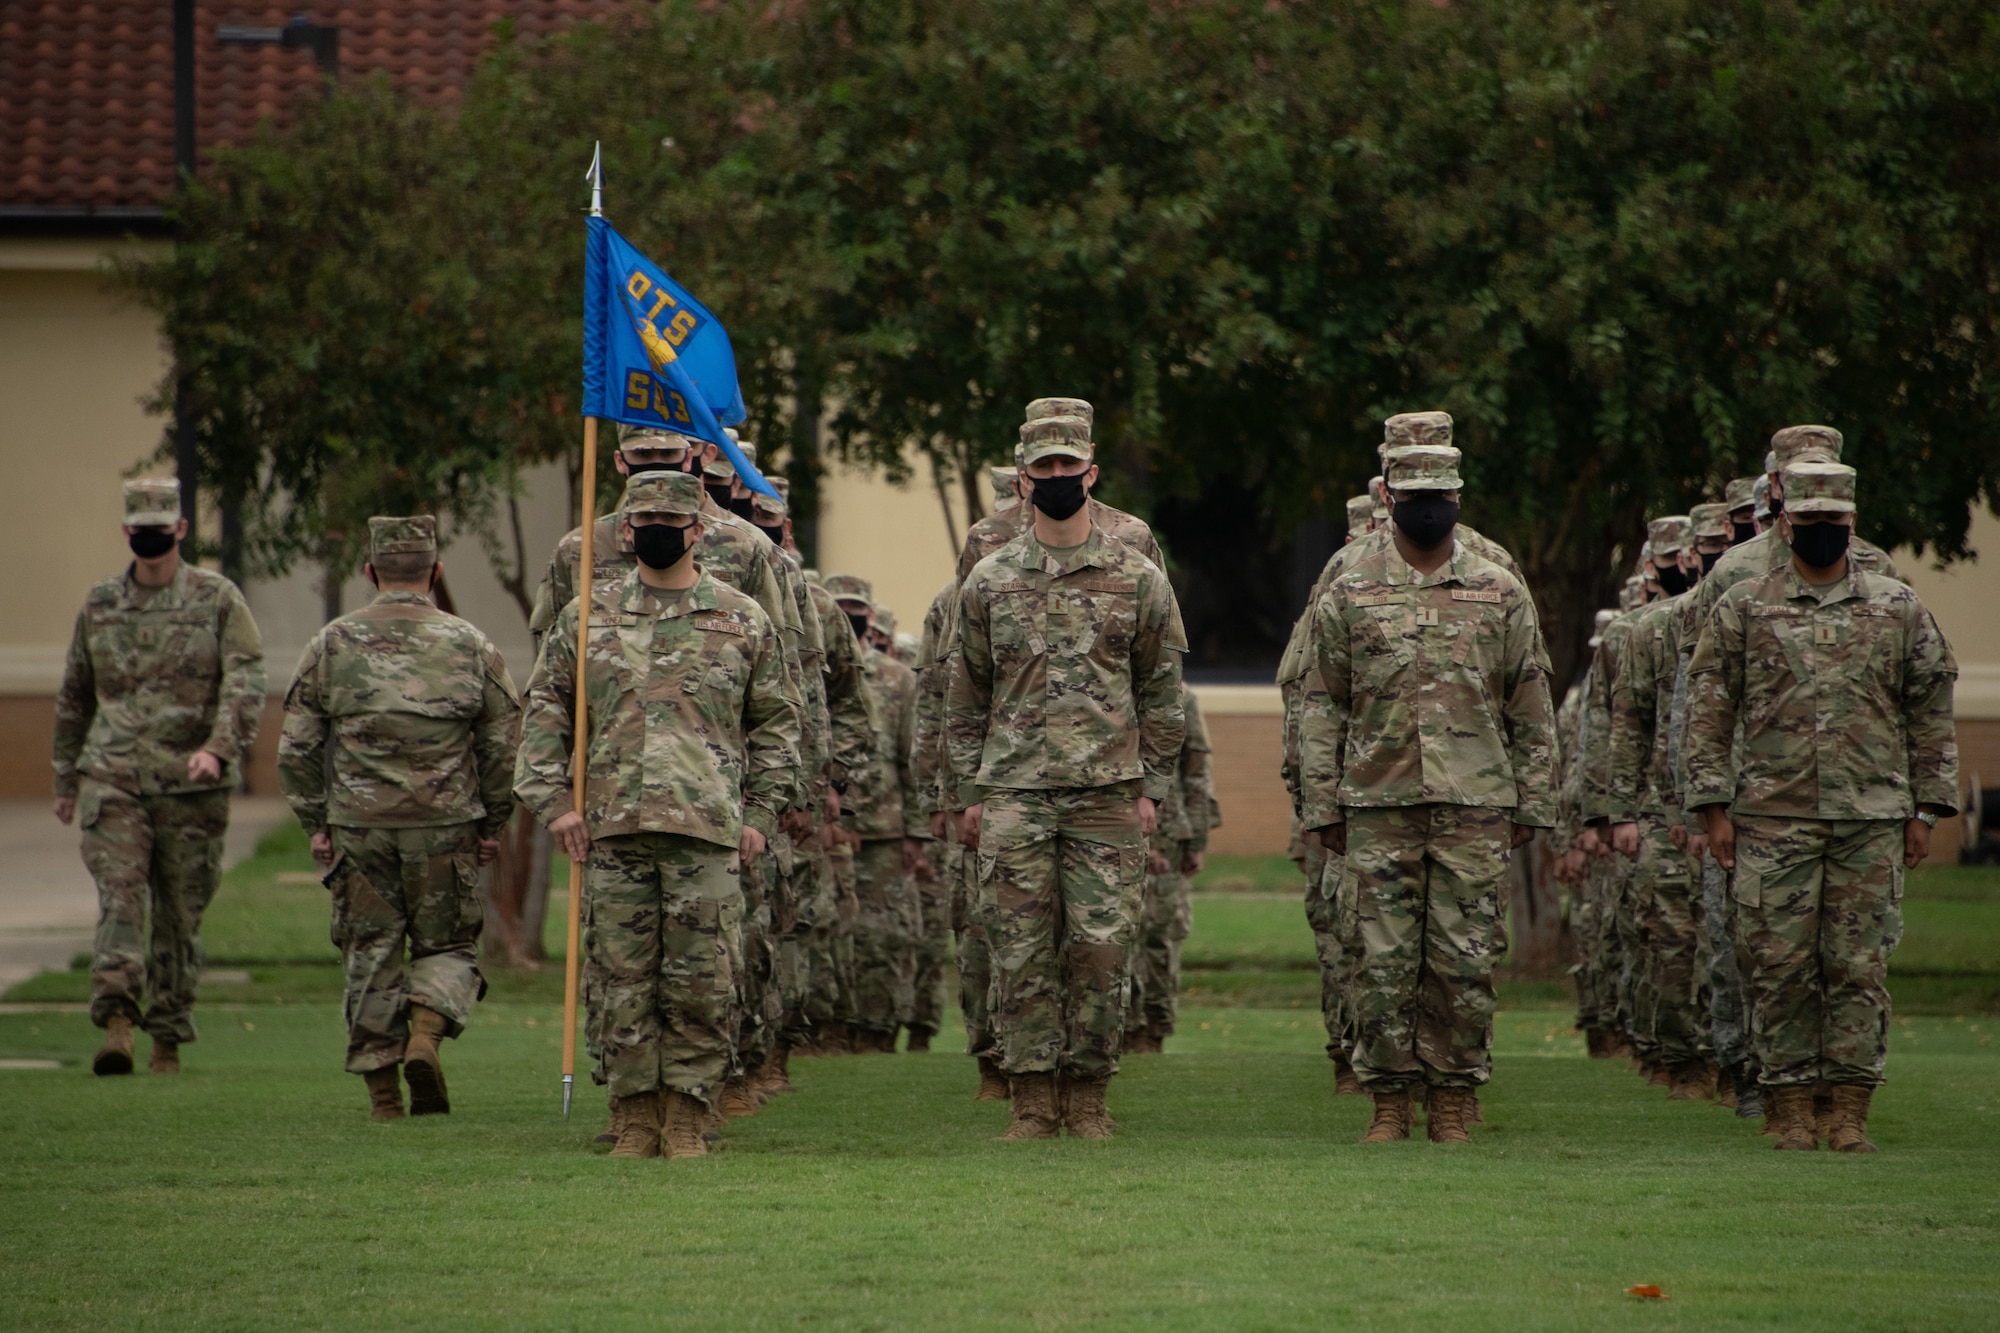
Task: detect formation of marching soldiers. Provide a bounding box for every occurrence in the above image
[56,406,1953,1158]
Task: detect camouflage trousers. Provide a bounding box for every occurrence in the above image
[1634,817,1709,1066]
[1568,851,1610,1030]
[777,827,833,1045]
[1342,804,1510,1091]
[946,830,995,1059]
[1610,852,1649,1052]
[325,823,484,1074]
[850,838,919,1037]
[585,832,741,1102]
[1130,843,1194,1038]
[909,840,952,1037]
[737,839,787,1070]
[1702,855,1754,1078]
[977,782,1145,1079]
[1302,840,1354,1060]
[79,779,231,1042]
[1734,816,1903,1089]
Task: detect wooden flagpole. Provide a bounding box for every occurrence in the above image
[562,142,605,1119]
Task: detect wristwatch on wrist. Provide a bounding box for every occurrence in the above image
[1916,811,1939,828]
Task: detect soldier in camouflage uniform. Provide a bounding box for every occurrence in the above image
[55,478,266,1076]
[1570,608,1632,1059]
[278,517,520,1119]
[947,404,1187,1139]
[825,575,924,1051]
[1609,515,1713,1099]
[1686,461,1956,1153]
[1298,417,1556,1144]
[1127,682,1214,1052]
[515,472,801,1159]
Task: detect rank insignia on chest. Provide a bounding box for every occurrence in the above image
[1814,624,1839,645]
[1415,607,1441,627]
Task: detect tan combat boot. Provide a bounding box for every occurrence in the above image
[403,1005,451,1115]
[905,1027,933,1053]
[1360,1087,1414,1143]
[997,1072,1061,1140]
[1768,1085,1818,1151]
[595,1095,626,1145]
[1827,1084,1879,1153]
[974,1055,1011,1102]
[609,1092,661,1158]
[1668,1061,1718,1102]
[1332,1054,1365,1097]
[660,1090,710,1159]
[92,1013,135,1076]
[1062,1076,1117,1140]
[718,1076,762,1119]
[148,1035,180,1075]
[1812,1087,1836,1145]
[1426,1086,1475,1144]
[364,1066,405,1121]
[752,1044,797,1098]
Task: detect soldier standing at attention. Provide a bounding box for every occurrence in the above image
[55,479,265,1077]
[1298,415,1556,1145]
[947,404,1186,1140]
[1685,461,1956,1153]
[826,575,925,1052]
[278,517,520,1120]
[1126,680,1214,1053]
[515,472,800,1159]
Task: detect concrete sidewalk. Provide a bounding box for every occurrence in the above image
[0,796,292,991]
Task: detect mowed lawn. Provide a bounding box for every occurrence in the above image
[3,837,1999,1330]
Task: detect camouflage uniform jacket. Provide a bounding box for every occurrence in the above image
[514,568,801,847]
[1684,564,1958,820]
[774,545,831,787]
[1608,591,1692,824]
[1322,520,1526,587]
[947,527,1187,802]
[843,647,921,841]
[54,563,265,799]
[956,496,1163,585]
[1549,682,1585,855]
[1161,684,1216,848]
[805,573,877,791]
[278,592,520,836]
[1298,538,1556,827]
[910,579,958,819]
[1578,608,1642,824]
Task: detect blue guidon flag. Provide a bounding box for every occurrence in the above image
[581,214,775,498]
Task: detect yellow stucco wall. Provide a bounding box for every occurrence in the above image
[1894,505,2000,718]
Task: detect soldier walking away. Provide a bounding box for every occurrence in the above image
[1686,459,1957,1153]
[946,400,1186,1140]
[1298,415,1556,1145]
[54,479,265,1077]
[278,517,521,1121]
[515,472,801,1160]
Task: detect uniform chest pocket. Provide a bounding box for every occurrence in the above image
[1446,604,1502,670]
[987,591,1045,664]
[1841,606,1901,682]
[691,621,750,696]
[1349,599,1416,674]
[1064,578,1138,661]
[1747,609,1813,687]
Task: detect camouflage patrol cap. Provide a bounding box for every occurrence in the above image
[1383,445,1463,492]
[368,515,437,558]
[1595,610,1618,634]
[1724,476,1759,513]
[1781,461,1856,516]
[824,573,874,606]
[123,478,180,527]
[1753,474,1772,520]
[1638,540,1654,566]
[702,453,736,481]
[616,422,694,453]
[1382,411,1453,454]
[1647,515,1692,555]
[1771,424,1843,467]
[1345,494,1374,535]
[736,441,758,468]
[1025,397,1094,426]
[989,465,1020,507]
[1619,578,1643,611]
[1690,502,1730,541]
[1019,414,1093,465]
[874,607,898,636]
[622,470,703,517]
[751,474,788,520]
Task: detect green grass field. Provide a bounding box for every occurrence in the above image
[4,833,1999,1329]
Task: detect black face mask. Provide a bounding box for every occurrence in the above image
[631,522,692,571]
[846,612,871,641]
[728,496,757,522]
[1767,492,1784,517]
[622,452,682,476]
[128,527,176,559]
[1655,564,1693,597]
[753,520,785,546]
[1029,472,1089,521]
[1731,520,1756,546]
[703,481,735,511]
[1699,549,1723,575]
[1787,520,1851,569]
[1391,494,1459,549]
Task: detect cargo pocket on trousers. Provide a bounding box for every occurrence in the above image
[1731,863,1760,910]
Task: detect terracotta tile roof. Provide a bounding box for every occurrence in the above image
[1,1,620,213]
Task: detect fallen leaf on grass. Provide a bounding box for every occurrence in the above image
[1625,1284,1669,1300]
